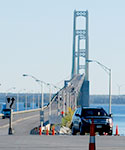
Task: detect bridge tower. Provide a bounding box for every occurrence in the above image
[71,10,89,107]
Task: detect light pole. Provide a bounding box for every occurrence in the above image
[57,92,60,116]
[117,84,125,96]
[32,90,35,109]
[25,91,28,110]
[23,74,38,81]
[47,83,52,116]
[46,83,60,116]
[6,87,16,97]
[62,90,66,116]
[87,60,112,114]
[23,74,46,110]
[37,91,40,108]
[17,89,26,111]
[50,84,61,115]
[23,74,39,109]
[23,74,48,130]
[36,80,45,110]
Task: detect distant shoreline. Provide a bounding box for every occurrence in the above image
[0,93,125,104]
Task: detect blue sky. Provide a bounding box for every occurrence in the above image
[0,0,125,95]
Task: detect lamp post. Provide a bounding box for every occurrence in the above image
[37,91,40,108]
[25,91,28,110]
[23,74,39,109]
[35,80,44,110]
[23,74,37,81]
[23,74,47,130]
[17,89,26,111]
[32,91,35,109]
[6,87,16,97]
[87,60,112,114]
[47,83,52,116]
[46,83,60,116]
[23,74,45,110]
[62,90,66,116]
[117,84,125,96]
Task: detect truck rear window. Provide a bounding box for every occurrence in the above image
[3,109,11,112]
[82,109,107,117]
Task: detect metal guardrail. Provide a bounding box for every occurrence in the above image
[0,106,48,117]
[0,93,56,117]
[0,92,58,117]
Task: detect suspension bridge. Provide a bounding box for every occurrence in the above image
[0,10,90,135]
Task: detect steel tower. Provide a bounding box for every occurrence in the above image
[71,10,89,80]
[71,10,89,107]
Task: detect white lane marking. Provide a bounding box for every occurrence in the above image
[0,114,39,129]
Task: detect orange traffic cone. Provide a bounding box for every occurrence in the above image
[89,119,96,150]
[52,126,55,136]
[46,128,49,135]
[39,127,42,135]
[115,125,119,136]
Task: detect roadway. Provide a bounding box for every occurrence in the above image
[0,111,40,135]
[0,135,124,150]
[0,100,60,135]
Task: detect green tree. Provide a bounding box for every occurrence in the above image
[61,107,75,128]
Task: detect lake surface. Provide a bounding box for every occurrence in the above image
[91,104,125,135]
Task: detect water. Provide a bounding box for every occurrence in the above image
[0,102,39,112]
[91,104,125,135]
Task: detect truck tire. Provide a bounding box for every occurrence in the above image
[108,130,112,135]
[72,126,77,135]
[80,125,85,135]
[2,116,5,119]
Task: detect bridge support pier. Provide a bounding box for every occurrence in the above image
[78,80,89,107]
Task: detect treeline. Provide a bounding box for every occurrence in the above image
[1,93,125,104]
[90,95,125,104]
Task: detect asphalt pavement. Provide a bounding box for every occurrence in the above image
[0,135,125,150]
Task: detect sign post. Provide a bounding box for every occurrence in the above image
[8,109,13,135]
[6,97,15,135]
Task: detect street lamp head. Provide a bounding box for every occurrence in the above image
[36,79,40,82]
[47,83,50,86]
[86,59,93,63]
[22,74,28,77]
